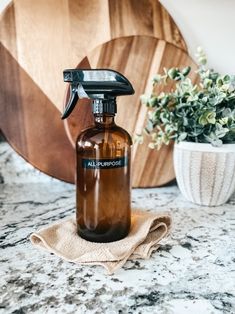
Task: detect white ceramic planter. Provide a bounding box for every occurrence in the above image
[173,142,235,206]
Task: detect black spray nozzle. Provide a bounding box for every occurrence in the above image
[61,69,134,119]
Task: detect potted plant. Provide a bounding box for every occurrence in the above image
[137,48,235,206]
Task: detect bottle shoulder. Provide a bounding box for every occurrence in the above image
[76,124,132,146]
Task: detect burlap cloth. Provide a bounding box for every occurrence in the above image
[30,210,172,274]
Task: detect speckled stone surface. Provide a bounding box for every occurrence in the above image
[0,141,235,314]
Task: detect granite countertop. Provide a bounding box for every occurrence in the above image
[0,141,234,314]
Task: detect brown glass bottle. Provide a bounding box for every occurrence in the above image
[76,113,132,242]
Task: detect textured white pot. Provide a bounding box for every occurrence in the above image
[174,142,235,206]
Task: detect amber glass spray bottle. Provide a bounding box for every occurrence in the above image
[62,69,135,242]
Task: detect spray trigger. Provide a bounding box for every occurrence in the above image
[62,69,134,120]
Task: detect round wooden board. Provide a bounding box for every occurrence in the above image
[64,36,198,187]
[0,0,187,184]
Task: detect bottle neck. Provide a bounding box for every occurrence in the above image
[92,99,117,114]
[94,114,116,127]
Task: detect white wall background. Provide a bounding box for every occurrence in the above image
[1,0,234,74]
[160,0,235,74]
[0,0,11,13]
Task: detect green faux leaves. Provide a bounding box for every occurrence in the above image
[199,111,216,126]
[139,48,235,148]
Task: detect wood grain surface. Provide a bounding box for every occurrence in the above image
[0,0,188,184]
[64,36,198,187]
